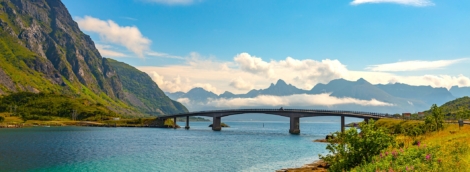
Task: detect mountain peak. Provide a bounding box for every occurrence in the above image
[188,87,209,93]
[356,78,369,84]
[275,79,288,86]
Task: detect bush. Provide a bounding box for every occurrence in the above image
[319,120,395,171]
[353,144,442,171]
[0,116,4,122]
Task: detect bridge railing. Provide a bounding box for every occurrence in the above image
[165,109,392,118]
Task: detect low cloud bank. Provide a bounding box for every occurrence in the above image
[178,93,394,109]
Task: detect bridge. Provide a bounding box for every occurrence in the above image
[157,109,393,134]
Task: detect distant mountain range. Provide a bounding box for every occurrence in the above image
[166,78,470,114]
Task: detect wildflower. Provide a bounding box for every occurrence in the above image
[389,168,394,172]
[426,154,431,161]
[380,153,383,158]
[438,159,442,163]
[400,148,403,153]
[406,166,409,171]
[385,152,389,156]
[417,141,421,147]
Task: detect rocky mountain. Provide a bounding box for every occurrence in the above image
[376,83,455,105]
[0,0,187,116]
[168,79,307,101]
[245,79,307,97]
[167,87,218,102]
[106,59,188,115]
[166,78,460,113]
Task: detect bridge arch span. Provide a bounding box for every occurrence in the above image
[158,109,391,134]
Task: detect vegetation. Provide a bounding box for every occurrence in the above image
[351,124,470,172]
[321,104,455,171]
[437,96,470,120]
[320,120,395,171]
[106,58,188,115]
[0,0,188,119]
[0,92,120,121]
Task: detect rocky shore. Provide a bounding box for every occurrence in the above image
[276,160,329,172]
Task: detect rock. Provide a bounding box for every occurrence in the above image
[313,139,328,143]
[208,123,230,127]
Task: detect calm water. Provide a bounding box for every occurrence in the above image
[0,119,354,172]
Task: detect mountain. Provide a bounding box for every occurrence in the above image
[449,86,470,98]
[377,83,455,105]
[165,78,456,113]
[168,79,307,102]
[427,96,470,119]
[245,79,307,97]
[310,78,429,111]
[0,0,187,117]
[169,87,218,102]
[106,59,187,115]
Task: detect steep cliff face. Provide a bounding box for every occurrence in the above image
[0,0,123,99]
[0,0,187,116]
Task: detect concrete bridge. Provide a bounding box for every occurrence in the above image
[157,109,392,134]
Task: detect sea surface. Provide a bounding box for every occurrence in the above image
[0,118,360,172]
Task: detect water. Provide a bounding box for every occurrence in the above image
[0,120,352,172]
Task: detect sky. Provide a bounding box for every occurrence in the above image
[63,0,470,95]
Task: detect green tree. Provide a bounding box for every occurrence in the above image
[430,104,444,131]
[0,116,4,123]
[456,106,469,120]
[319,120,395,171]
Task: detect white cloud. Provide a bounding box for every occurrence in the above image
[365,58,468,72]
[176,98,191,105]
[350,0,434,6]
[204,94,394,108]
[150,72,192,93]
[143,0,197,5]
[276,57,349,86]
[76,16,151,57]
[229,77,253,90]
[146,51,184,59]
[149,71,220,93]
[234,53,274,77]
[193,83,218,93]
[95,44,127,57]
[347,72,470,90]
[138,52,470,94]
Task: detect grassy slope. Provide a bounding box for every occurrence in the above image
[351,119,470,172]
[0,32,144,118]
[439,96,470,118]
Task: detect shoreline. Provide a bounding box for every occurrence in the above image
[276,159,328,172]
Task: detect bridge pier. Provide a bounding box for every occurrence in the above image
[341,115,345,133]
[185,116,190,130]
[173,117,177,129]
[212,117,221,131]
[364,118,370,124]
[289,117,300,135]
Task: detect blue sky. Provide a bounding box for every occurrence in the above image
[62,0,470,94]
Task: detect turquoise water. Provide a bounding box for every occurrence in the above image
[0,120,351,172]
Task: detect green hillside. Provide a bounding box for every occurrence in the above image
[0,92,120,121]
[107,59,188,115]
[438,96,470,119]
[0,0,187,119]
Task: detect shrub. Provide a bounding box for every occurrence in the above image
[320,120,395,171]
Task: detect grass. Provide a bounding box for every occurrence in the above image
[351,120,470,172]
